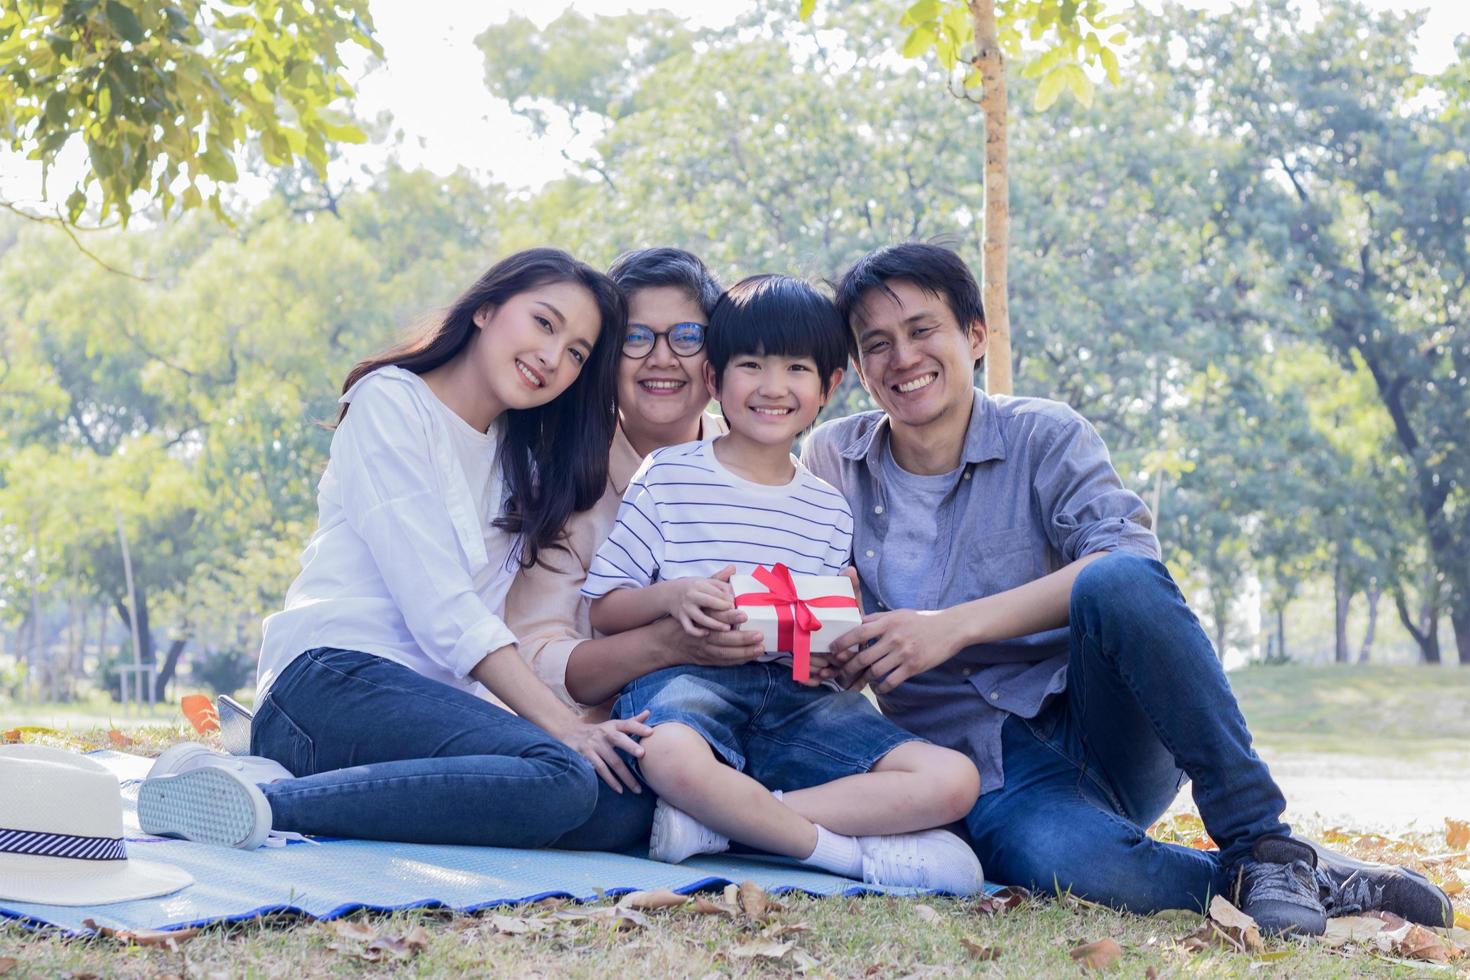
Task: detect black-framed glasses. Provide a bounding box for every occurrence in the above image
[623,322,706,359]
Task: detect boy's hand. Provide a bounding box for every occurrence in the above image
[663,566,737,637]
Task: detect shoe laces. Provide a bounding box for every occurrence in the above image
[1319,869,1383,917]
[862,836,930,888]
[1240,857,1319,909]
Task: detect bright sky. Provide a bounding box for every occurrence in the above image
[1,0,1466,209]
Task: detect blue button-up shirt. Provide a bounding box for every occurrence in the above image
[801,388,1160,793]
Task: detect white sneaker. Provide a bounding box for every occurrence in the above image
[858,829,986,896]
[137,767,273,850]
[648,800,729,864]
[148,742,293,784]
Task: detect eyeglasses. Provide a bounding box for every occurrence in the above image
[623,322,706,359]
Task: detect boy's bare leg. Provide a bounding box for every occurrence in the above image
[778,742,979,836]
[639,723,817,857]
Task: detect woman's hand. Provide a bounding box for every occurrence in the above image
[557,709,655,794]
[662,568,737,636]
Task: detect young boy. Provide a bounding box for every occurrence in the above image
[582,275,984,893]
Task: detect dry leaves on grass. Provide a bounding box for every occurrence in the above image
[106,729,133,748]
[179,694,220,734]
[322,920,432,962]
[1178,896,1263,955]
[1069,937,1123,970]
[973,886,1030,916]
[913,903,943,924]
[1147,812,1217,851]
[0,957,17,975]
[81,920,198,949]
[959,937,1001,961]
[617,888,690,911]
[1447,818,1470,853]
[737,880,773,923]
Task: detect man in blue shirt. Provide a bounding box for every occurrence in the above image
[802,242,1450,936]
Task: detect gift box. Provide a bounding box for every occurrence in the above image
[731,564,861,683]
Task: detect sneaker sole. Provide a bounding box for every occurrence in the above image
[137,768,271,850]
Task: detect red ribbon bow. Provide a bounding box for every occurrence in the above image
[733,563,859,683]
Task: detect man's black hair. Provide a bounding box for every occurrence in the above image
[607,247,723,317]
[834,242,986,335]
[706,275,850,394]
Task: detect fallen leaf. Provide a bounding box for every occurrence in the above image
[791,949,822,973]
[959,937,1000,960]
[1069,938,1122,970]
[691,896,738,917]
[723,883,739,905]
[364,935,417,961]
[0,957,16,975]
[1442,877,1464,897]
[106,728,134,748]
[727,941,794,962]
[1318,914,1387,948]
[761,922,811,939]
[973,886,1029,915]
[403,924,431,951]
[1446,818,1470,852]
[914,903,942,924]
[489,915,532,935]
[1457,911,1470,930]
[865,963,895,977]
[1207,895,1264,953]
[179,694,220,734]
[618,888,689,911]
[737,880,769,922]
[1394,923,1459,963]
[586,906,648,931]
[1144,968,1158,980]
[81,920,199,948]
[327,920,377,942]
[1,730,20,744]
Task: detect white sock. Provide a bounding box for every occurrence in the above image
[801,824,864,878]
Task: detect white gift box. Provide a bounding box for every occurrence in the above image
[730,569,862,662]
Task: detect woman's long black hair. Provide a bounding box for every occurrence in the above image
[339,247,625,568]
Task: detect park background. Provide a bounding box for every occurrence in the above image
[2,0,1467,707]
[1,0,1468,973]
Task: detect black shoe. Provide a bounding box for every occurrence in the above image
[1230,835,1328,937]
[1308,840,1452,927]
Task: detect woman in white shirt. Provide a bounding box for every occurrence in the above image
[137,248,657,851]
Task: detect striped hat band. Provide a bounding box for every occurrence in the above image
[0,825,127,862]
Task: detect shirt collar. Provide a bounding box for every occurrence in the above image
[610,412,726,494]
[841,388,1007,467]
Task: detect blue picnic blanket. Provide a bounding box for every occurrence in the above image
[1,751,943,935]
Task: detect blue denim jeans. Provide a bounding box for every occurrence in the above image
[251,647,654,851]
[614,662,921,788]
[964,554,1290,913]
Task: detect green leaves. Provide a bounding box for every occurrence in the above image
[2,0,383,227]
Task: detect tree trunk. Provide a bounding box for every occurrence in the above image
[1276,606,1286,662]
[1393,589,1440,664]
[154,638,187,701]
[968,0,1011,395]
[1332,556,1351,663]
[1453,602,1470,666]
[1357,583,1379,664]
[113,587,155,666]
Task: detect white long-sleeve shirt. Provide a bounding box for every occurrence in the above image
[256,366,521,701]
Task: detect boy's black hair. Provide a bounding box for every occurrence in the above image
[706,275,851,394]
[833,242,986,336]
[607,247,722,318]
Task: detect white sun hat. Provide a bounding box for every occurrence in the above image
[0,744,194,906]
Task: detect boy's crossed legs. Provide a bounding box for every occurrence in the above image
[617,662,985,894]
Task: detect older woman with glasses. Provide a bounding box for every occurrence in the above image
[503,250,766,827]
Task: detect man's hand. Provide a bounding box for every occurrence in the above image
[825,608,965,693]
[661,566,737,636]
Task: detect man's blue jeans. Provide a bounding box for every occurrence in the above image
[250,647,654,851]
[964,553,1290,913]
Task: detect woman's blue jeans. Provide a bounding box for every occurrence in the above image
[250,647,654,850]
[964,554,1291,913]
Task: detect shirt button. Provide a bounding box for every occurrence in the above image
[961,667,972,677]
[989,691,1000,701]
[865,549,875,558]
[873,505,884,514]
[963,471,972,480]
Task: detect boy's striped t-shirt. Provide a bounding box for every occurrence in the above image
[582,439,854,598]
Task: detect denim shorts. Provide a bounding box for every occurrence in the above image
[613,662,924,791]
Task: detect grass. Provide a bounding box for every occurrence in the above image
[2,665,1469,977]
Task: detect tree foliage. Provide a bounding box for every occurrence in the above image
[0,0,380,225]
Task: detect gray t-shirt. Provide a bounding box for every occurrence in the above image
[878,446,960,611]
